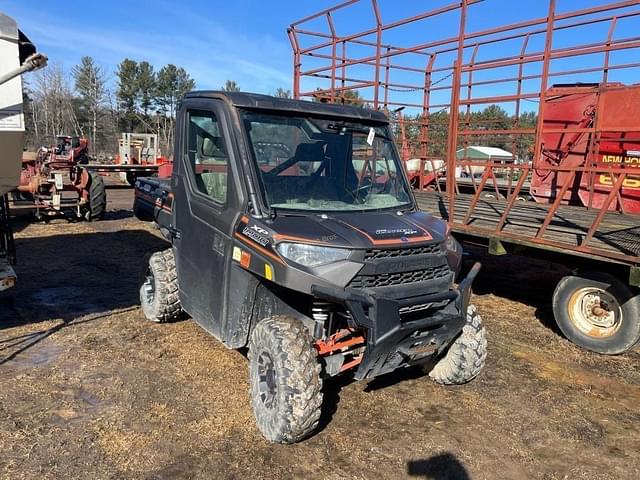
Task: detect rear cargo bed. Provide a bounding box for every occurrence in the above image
[133,177,172,227]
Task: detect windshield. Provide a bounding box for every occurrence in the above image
[241,111,413,212]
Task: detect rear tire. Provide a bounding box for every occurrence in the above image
[429,305,487,385]
[140,249,182,323]
[553,272,640,354]
[248,316,323,444]
[87,172,106,220]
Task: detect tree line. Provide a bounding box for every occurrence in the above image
[23,56,197,158]
[313,88,537,160]
[22,57,289,159]
[393,106,537,161]
[23,59,533,161]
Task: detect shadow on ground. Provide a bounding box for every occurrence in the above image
[0,229,168,328]
[460,244,568,332]
[407,453,471,479]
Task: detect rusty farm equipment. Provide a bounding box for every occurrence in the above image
[12,135,106,221]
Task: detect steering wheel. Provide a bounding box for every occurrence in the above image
[351,181,373,203]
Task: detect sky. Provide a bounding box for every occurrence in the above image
[6,0,639,112]
[4,0,337,93]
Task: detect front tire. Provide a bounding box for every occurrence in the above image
[429,305,487,385]
[552,272,640,354]
[140,249,182,323]
[248,316,323,444]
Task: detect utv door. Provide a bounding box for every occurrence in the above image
[172,100,242,337]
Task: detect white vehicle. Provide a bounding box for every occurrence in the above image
[0,13,46,291]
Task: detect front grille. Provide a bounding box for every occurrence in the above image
[349,264,451,289]
[364,244,441,260]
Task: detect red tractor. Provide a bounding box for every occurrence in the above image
[11,135,106,220]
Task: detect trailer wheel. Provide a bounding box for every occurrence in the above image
[248,316,323,444]
[429,305,487,385]
[87,172,106,220]
[553,272,640,354]
[140,249,182,323]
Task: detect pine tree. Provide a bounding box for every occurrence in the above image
[72,56,106,156]
[137,61,156,123]
[116,58,139,132]
[155,64,195,154]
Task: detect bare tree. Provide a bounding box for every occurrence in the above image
[27,63,79,148]
[274,87,291,98]
[222,79,240,92]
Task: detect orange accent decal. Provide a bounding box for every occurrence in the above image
[401,217,434,240]
[240,214,249,224]
[234,232,285,264]
[272,233,330,246]
[369,236,432,245]
[343,222,432,246]
[136,191,172,212]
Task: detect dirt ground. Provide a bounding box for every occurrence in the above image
[1,180,639,480]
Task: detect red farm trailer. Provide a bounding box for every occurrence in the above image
[289,0,640,354]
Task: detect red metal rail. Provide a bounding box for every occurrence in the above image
[289,0,640,265]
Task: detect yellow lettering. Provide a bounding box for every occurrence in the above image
[624,177,640,188]
[599,174,613,185]
[598,174,640,188]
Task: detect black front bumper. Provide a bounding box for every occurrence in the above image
[312,262,481,380]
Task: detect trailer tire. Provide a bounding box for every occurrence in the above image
[248,316,323,444]
[87,172,106,220]
[140,249,182,323]
[429,305,487,385]
[553,272,640,354]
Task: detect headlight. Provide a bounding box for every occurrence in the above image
[445,234,461,253]
[276,242,351,267]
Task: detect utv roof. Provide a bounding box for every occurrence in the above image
[184,91,389,124]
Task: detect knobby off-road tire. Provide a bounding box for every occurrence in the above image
[429,305,487,385]
[140,249,182,323]
[87,172,107,220]
[248,316,323,444]
[553,272,640,354]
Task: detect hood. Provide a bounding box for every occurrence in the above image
[268,210,447,249]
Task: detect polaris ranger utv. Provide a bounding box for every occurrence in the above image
[134,92,487,443]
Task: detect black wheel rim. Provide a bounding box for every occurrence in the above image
[142,267,155,305]
[257,351,278,409]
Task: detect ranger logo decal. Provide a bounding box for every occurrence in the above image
[250,225,269,235]
[242,226,270,246]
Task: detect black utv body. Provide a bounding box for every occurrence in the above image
[134,91,487,443]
